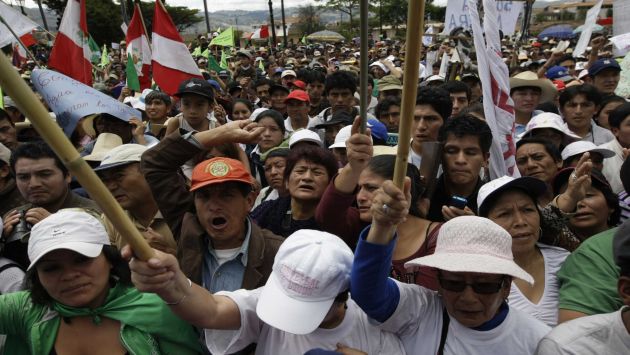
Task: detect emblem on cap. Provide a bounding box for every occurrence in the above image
[186,82,201,88]
[604,60,610,64]
[206,161,230,177]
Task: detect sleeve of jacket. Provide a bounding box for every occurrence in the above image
[141,131,202,239]
[315,176,364,248]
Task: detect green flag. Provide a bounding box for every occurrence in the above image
[208,56,223,73]
[99,44,110,68]
[126,54,140,92]
[0,86,3,109]
[220,50,228,69]
[210,27,235,47]
[201,48,210,58]
[192,46,202,57]
[88,35,101,63]
[301,35,306,44]
[258,59,265,71]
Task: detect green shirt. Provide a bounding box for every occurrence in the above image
[0,283,203,354]
[558,228,622,315]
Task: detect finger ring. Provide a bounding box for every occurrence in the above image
[570,172,578,181]
[382,203,390,214]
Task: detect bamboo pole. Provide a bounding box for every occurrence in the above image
[392,0,426,188]
[0,14,41,67]
[0,55,154,261]
[359,0,369,133]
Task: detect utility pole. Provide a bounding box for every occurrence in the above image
[35,0,49,31]
[268,0,277,48]
[121,0,129,25]
[202,0,211,34]
[280,0,287,47]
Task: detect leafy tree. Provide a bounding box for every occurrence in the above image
[315,0,360,29]
[294,5,325,36]
[376,0,444,29]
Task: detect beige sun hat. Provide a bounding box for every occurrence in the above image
[405,216,534,284]
[509,71,557,103]
[83,133,123,162]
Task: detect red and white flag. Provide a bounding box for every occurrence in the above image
[0,1,39,48]
[126,3,152,90]
[151,0,201,95]
[469,0,518,178]
[48,0,92,86]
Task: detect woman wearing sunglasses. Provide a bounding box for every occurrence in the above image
[350,180,550,355]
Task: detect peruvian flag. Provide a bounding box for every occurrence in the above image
[48,0,92,86]
[469,0,518,178]
[151,0,201,95]
[126,3,152,91]
[250,25,270,40]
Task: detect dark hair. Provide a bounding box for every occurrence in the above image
[305,69,326,85]
[25,245,131,307]
[325,71,357,96]
[232,98,254,113]
[283,145,338,183]
[608,102,630,130]
[366,155,423,217]
[622,156,630,194]
[559,84,602,109]
[460,103,485,119]
[144,91,172,107]
[254,78,274,90]
[597,95,626,119]
[442,80,471,101]
[375,96,401,119]
[363,74,375,88]
[0,108,12,124]
[556,54,576,66]
[516,137,562,162]
[10,141,68,176]
[416,86,452,123]
[438,114,493,154]
[254,109,286,135]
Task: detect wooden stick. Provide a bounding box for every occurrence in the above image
[393,0,426,188]
[0,14,41,68]
[358,0,368,133]
[0,54,154,261]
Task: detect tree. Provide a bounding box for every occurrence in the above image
[316,0,360,28]
[294,4,325,36]
[378,0,444,30]
[42,0,202,46]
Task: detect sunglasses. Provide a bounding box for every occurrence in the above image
[438,277,507,294]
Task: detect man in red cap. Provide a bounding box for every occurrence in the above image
[141,120,283,294]
[284,90,312,135]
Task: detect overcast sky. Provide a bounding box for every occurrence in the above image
[20,0,448,13]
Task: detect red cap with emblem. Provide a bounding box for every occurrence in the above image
[190,157,254,192]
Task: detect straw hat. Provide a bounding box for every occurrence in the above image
[83,133,123,162]
[509,71,557,103]
[405,216,534,284]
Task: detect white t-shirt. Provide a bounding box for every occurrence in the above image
[214,247,242,266]
[379,281,551,355]
[509,244,569,326]
[204,288,405,355]
[535,307,630,355]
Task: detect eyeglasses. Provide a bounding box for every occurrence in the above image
[438,277,507,294]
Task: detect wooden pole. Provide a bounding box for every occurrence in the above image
[359,0,369,133]
[0,56,154,261]
[0,14,41,68]
[392,0,426,188]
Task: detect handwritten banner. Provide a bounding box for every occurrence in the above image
[31,69,140,137]
[442,0,523,36]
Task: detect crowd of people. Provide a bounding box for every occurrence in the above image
[0,23,629,354]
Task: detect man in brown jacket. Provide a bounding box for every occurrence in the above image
[141,120,283,292]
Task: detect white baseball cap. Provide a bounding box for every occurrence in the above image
[561,141,615,161]
[27,209,110,270]
[256,229,353,334]
[329,124,352,149]
[405,216,534,284]
[369,61,390,74]
[477,176,547,217]
[281,70,297,79]
[425,74,446,83]
[289,129,322,148]
[517,112,580,140]
[94,143,148,171]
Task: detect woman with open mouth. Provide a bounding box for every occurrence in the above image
[0,209,202,354]
[251,145,337,237]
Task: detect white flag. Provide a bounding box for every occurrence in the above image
[574,0,604,58]
[423,26,434,47]
[0,2,39,48]
[469,0,519,178]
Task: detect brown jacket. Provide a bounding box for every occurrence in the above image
[141,131,283,288]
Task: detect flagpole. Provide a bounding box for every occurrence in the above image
[135,0,151,45]
[0,54,155,261]
[358,0,368,133]
[392,0,426,188]
[0,14,41,67]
